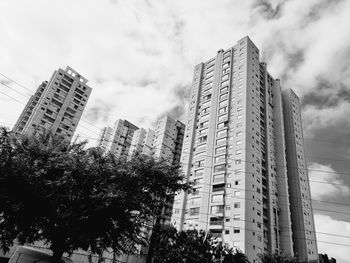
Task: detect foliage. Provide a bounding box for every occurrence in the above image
[0,128,191,261]
[258,252,303,263]
[153,224,250,263]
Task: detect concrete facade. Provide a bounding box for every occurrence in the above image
[152,116,185,165]
[13,66,92,141]
[171,36,318,262]
[97,119,138,158]
[282,89,318,262]
[128,128,155,157]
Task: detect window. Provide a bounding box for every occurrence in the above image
[215,146,226,154]
[190,197,201,206]
[199,121,209,129]
[196,145,206,152]
[194,178,203,185]
[198,135,207,143]
[234,191,241,196]
[236,140,242,145]
[218,115,227,122]
[233,214,240,221]
[236,131,242,137]
[235,169,242,175]
[190,207,200,216]
[216,138,226,146]
[212,194,223,203]
[195,160,204,168]
[220,87,228,93]
[235,159,241,164]
[219,107,227,114]
[198,128,208,135]
[222,74,229,81]
[214,164,226,173]
[195,169,204,177]
[234,228,240,233]
[234,202,240,208]
[217,129,227,137]
[211,205,224,214]
[220,93,228,100]
[217,121,228,129]
[213,174,225,182]
[214,155,226,163]
[221,80,229,87]
[236,149,242,155]
[222,62,230,69]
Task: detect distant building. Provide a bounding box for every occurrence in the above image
[171,36,318,263]
[13,66,92,141]
[128,128,155,156]
[152,116,185,165]
[319,254,336,263]
[128,116,185,263]
[97,119,138,158]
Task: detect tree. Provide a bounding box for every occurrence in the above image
[0,128,191,262]
[153,224,250,263]
[258,252,302,263]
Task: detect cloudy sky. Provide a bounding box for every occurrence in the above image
[1,0,350,261]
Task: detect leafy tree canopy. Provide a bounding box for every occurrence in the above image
[258,252,304,263]
[0,128,191,262]
[153,224,249,263]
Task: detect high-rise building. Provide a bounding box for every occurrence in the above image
[128,128,155,156]
[152,116,185,165]
[171,36,318,262]
[97,119,138,158]
[126,116,185,165]
[282,89,318,261]
[115,116,185,263]
[13,66,92,141]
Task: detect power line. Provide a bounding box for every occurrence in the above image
[170,214,350,248]
[1,119,350,190]
[2,122,350,211]
[2,70,350,148]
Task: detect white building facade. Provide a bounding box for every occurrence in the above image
[13,66,92,141]
[97,119,138,158]
[171,36,318,262]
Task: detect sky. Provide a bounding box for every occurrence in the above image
[1,0,350,261]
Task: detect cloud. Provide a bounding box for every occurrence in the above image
[1,0,350,154]
[308,163,350,199]
[314,214,350,263]
[251,0,350,95]
[302,101,350,137]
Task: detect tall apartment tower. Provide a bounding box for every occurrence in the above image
[128,128,155,156]
[171,36,318,262]
[13,66,92,141]
[282,89,318,261]
[153,116,185,165]
[97,119,138,158]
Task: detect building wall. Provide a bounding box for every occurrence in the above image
[153,116,185,164]
[97,126,114,152]
[13,66,91,141]
[97,119,139,158]
[128,128,155,157]
[172,36,317,263]
[282,89,318,262]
